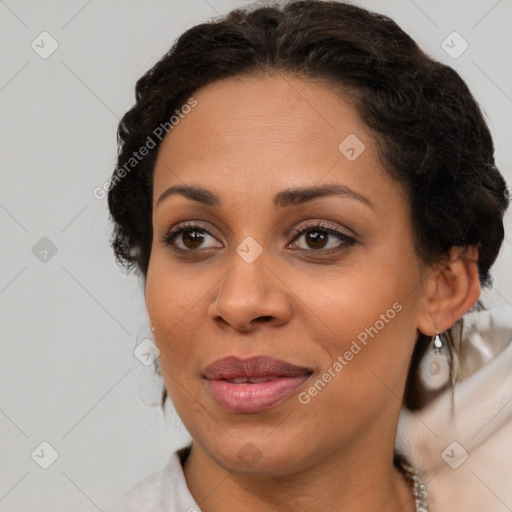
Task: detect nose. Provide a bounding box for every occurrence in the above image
[207,247,293,332]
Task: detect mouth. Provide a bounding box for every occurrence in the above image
[202,356,313,413]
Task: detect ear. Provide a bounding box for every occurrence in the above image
[417,245,481,335]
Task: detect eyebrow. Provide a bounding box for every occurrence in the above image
[155,183,374,210]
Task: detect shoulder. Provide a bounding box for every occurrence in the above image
[397,304,512,511]
[119,445,199,512]
[120,469,164,512]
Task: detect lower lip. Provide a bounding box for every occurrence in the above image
[205,375,310,413]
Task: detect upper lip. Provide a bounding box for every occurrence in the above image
[202,356,312,380]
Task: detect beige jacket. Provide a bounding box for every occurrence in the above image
[396,303,512,512]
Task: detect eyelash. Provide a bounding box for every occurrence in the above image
[161,220,357,256]
[288,222,357,253]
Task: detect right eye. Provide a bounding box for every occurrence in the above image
[161,221,223,252]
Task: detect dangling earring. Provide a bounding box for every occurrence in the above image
[419,327,451,391]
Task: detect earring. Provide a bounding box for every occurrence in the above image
[419,327,451,391]
[151,326,155,332]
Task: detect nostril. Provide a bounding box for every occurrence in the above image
[257,316,273,323]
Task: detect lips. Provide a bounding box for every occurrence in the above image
[202,356,312,413]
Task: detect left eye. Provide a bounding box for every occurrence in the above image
[287,223,356,252]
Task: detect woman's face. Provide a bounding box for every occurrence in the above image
[145,73,431,474]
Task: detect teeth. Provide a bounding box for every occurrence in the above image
[248,377,271,383]
[229,377,249,384]
[225,377,273,384]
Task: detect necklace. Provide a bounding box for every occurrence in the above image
[394,454,429,512]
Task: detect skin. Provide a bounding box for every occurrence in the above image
[144,72,480,512]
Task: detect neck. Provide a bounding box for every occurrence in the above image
[183,435,416,512]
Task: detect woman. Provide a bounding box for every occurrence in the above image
[107,1,510,511]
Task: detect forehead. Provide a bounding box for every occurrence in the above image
[159,73,367,157]
[152,72,403,210]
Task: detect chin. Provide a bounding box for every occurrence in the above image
[194,424,320,476]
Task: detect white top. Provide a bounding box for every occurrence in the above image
[119,446,200,512]
[120,304,512,512]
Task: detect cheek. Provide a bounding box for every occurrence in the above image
[145,260,203,369]
[299,304,418,431]
[145,252,206,329]
[303,261,420,382]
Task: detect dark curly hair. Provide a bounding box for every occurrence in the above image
[107,0,509,408]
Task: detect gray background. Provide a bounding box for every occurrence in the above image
[1,0,511,510]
